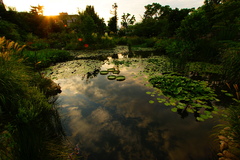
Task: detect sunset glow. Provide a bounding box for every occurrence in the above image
[43,4,61,16]
[3,0,204,21]
[42,2,73,16]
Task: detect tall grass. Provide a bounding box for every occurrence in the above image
[221,47,240,84]
[0,37,68,159]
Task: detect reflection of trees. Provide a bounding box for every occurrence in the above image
[84,68,100,82]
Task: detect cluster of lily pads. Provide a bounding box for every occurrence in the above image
[100,68,126,81]
[148,74,219,121]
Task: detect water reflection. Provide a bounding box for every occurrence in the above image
[52,55,218,160]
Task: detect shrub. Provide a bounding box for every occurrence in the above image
[0,20,21,41]
[27,38,50,50]
[154,39,173,53]
[23,49,73,68]
[0,37,67,159]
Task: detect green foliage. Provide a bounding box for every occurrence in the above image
[148,74,219,120]
[23,49,73,68]
[176,9,211,40]
[133,3,192,38]
[121,13,136,29]
[220,47,240,84]
[113,60,132,67]
[108,16,118,33]
[143,56,171,75]
[154,39,172,52]
[226,103,240,144]
[27,38,50,50]
[0,38,67,159]
[0,20,21,41]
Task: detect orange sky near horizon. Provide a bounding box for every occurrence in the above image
[3,0,204,23]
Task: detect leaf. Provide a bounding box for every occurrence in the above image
[225,93,233,97]
[171,107,178,112]
[149,100,155,104]
[196,117,205,122]
[221,90,228,93]
[164,102,171,106]
[186,108,194,113]
[146,92,152,95]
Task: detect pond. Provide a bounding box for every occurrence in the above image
[46,47,219,160]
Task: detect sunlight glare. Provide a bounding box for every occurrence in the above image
[43,3,62,16]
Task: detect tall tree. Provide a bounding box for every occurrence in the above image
[108,3,118,33]
[77,5,106,35]
[121,13,136,29]
[108,16,117,33]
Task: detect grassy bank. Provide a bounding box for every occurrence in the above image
[0,38,69,159]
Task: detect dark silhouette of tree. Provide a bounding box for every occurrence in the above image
[30,5,44,15]
[108,3,118,33]
[121,13,135,29]
[75,5,106,35]
[108,16,117,33]
[133,3,192,37]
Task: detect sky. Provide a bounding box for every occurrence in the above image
[3,0,204,23]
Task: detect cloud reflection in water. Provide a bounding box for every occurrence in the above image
[54,59,217,160]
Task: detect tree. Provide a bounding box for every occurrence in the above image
[108,3,118,33]
[108,16,117,33]
[83,6,106,34]
[144,3,171,20]
[176,9,211,40]
[74,6,106,35]
[121,13,136,29]
[30,5,44,15]
[133,3,192,38]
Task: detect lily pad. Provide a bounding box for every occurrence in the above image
[107,75,116,80]
[113,70,120,74]
[107,68,115,72]
[116,76,126,81]
[100,70,109,75]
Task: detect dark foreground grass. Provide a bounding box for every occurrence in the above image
[0,38,69,159]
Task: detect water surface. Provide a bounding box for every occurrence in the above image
[49,54,218,160]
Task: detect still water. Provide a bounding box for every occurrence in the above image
[49,52,218,160]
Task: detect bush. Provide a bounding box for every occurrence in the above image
[27,38,50,50]
[23,49,73,68]
[0,20,21,41]
[154,39,173,53]
[0,37,67,159]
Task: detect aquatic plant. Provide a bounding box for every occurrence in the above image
[107,68,115,72]
[108,75,117,80]
[100,70,109,75]
[148,74,219,121]
[116,75,126,81]
[113,60,132,67]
